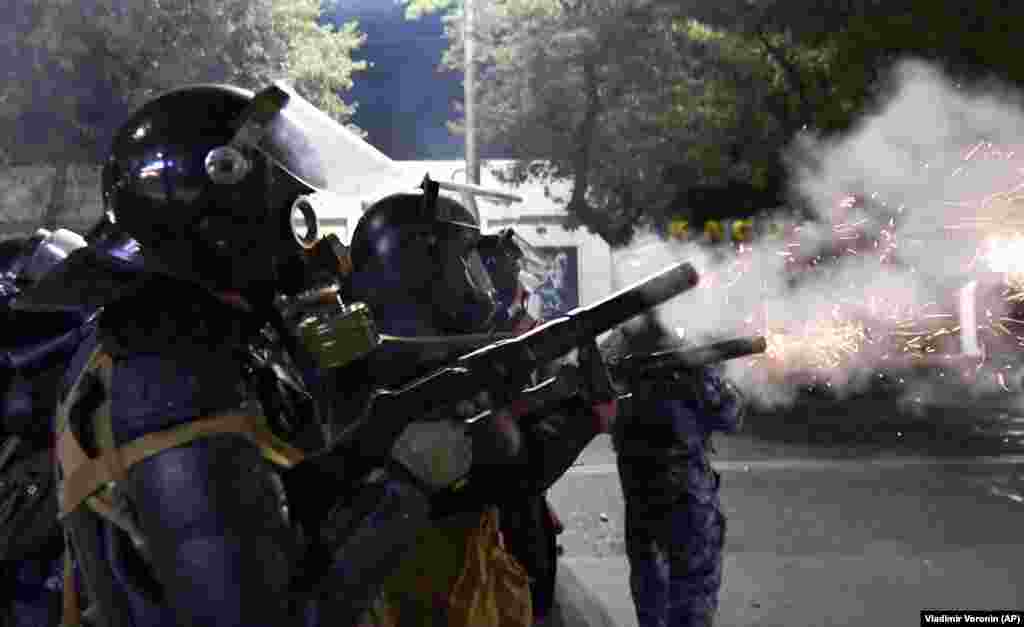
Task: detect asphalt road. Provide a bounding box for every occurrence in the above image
[547,399,1024,627]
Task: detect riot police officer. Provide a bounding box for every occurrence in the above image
[341,189,614,626]
[604,315,745,627]
[14,83,473,627]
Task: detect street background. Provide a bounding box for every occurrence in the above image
[549,400,1024,626]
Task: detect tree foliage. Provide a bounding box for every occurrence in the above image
[403,0,693,245]
[403,0,1024,245]
[401,0,457,21]
[274,0,368,123]
[0,0,366,226]
[400,0,809,244]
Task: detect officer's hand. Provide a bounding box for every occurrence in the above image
[390,420,472,493]
[640,366,704,402]
[553,362,618,433]
[590,399,617,433]
[673,366,705,397]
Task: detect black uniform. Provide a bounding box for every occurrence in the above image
[604,317,745,627]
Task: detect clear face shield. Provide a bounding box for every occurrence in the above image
[507,230,552,294]
[477,228,553,327]
[213,83,391,368]
[449,221,497,296]
[231,82,411,202]
[428,217,497,332]
[466,248,495,298]
[222,82,401,276]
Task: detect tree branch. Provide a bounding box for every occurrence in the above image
[755,27,814,131]
[565,56,629,245]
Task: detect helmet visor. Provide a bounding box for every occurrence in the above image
[463,248,496,299]
[234,82,412,199]
[505,230,551,292]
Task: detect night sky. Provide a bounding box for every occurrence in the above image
[0,2,479,163]
[331,1,467,160]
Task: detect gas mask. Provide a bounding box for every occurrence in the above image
[407,177,494,334]
[271,200,380,371]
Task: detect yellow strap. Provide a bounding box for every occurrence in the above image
[54,346,110,435]
[90,351,119,472]
[59,410,305,517]
[56,341,307,518]
[61,539,81,627]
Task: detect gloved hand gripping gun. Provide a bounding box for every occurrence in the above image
[327,261,701,467]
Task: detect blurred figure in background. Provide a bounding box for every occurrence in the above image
[0,229,91,627]
[603,316,746,627]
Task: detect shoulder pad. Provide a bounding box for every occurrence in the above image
[106,349,249,445]
[90,280,255,444]
[99,277,252,359]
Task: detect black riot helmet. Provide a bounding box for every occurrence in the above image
[349,178,498,334]
[98,83,323,300]
[14,82,402,315]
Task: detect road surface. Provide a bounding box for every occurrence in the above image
[548,400,1024,627]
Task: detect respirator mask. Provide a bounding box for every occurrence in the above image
[271,197,379,371]
[221,82,383,370]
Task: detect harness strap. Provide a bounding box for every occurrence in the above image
[61,533,81,627]
[59,409,306,517]
[56,342,307,626]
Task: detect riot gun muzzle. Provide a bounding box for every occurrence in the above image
[609,335,768,381]
[466,335,766,424]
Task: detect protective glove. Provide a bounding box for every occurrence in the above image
[390,420,473,493]
[578,339,618,433]
[639,366,705,402]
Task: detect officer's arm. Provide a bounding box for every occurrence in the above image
[98,342,300,627]
[695,368,746,433]
[514,396,604,494]
[284,416,469,626]
[123,433,297,627]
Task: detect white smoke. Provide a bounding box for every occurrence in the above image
[614,59,1024,409]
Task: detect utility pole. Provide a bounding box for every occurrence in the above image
[463,0,481,224]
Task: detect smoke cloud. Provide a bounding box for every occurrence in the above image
[614,59,1024,409]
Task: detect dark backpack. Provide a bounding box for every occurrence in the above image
[0,439,59,564]
[0,311,96,566]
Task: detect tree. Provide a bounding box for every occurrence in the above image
[0,0,367,229]
[402,0,458,21]
[399,0,829,244]
[274,0,368,123]
[403,0,696,245]
[673,0,1024,132]
[403,0,1024,244]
